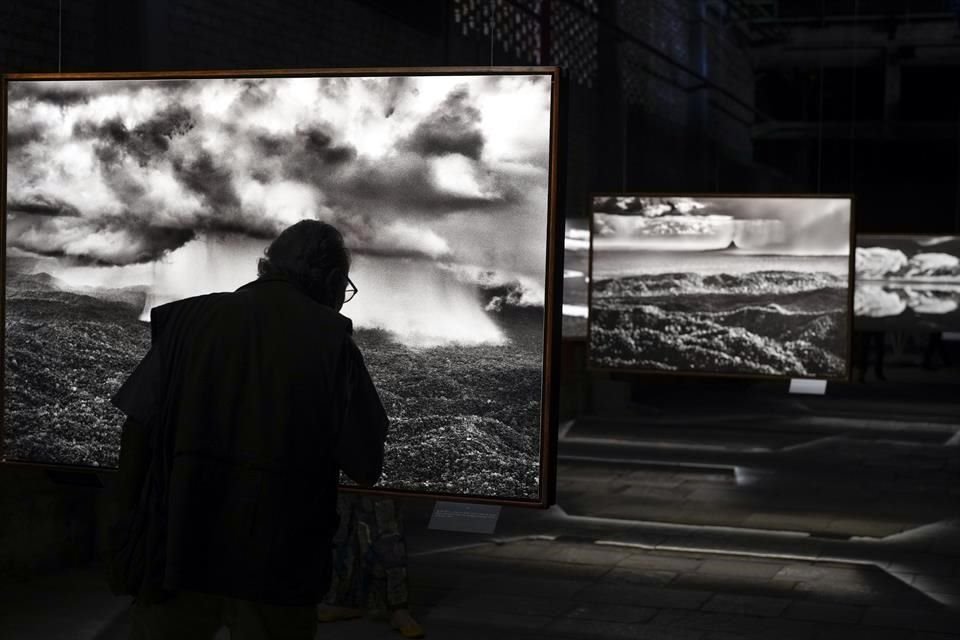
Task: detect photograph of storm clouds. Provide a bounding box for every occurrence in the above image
[3,72,555,501]
[588,195,852,379]
[855,235,960,332]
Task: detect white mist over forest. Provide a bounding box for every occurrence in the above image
[34,232,511,348]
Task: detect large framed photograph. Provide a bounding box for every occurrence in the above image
[855,234,960,332]
[588,194,854,380]
[2,68,560,507]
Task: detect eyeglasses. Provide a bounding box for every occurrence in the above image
[344,276,358,304]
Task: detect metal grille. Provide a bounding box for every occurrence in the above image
[452,0,599,87]
[550,0,599,87]
[616,0,692,110]
[453,0,542,63]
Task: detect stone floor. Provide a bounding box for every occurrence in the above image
[1,397,958,639]
[2,500,958,638]
[559,420,960,538]
[1,506,958,639]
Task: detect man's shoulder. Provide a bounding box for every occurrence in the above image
[235,279,354,332]
[150,292,229,321]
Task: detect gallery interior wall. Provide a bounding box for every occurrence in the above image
[2,0,960,576]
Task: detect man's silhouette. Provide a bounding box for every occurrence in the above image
[109,220,388,639]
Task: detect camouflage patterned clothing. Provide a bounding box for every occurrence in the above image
[323,494,410,613]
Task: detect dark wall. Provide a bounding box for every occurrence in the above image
[751,14,960,233]
[0,466,103,576]
[1,1,99,72]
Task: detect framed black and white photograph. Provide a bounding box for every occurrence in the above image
[587,194,854,380]
[855,234,960,332]
[562,217,589,340]
[2,68,560,507]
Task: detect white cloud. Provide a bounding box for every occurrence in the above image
[364,220,452,260]
[429,154,484,198]
[237,179,326,227]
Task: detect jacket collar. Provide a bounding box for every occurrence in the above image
[238,276,344,316]
[238,274,300,291]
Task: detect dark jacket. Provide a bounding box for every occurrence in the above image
[111,275,388,605]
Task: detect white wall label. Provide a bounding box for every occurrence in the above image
[428,501,501,534]
[789,379,828,395]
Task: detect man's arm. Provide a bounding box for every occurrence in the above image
[116,417,151,511]
[111,340,168,510]
[336,337,388,487]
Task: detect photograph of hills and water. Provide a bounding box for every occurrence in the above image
[3,70,557,503]
[588,195,853,379]
[855,235,960,332]
[562,217,589,339]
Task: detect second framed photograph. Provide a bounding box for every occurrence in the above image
[587,194,854,381]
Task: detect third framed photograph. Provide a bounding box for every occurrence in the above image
[587,194,854,381]
[855,234,960,332]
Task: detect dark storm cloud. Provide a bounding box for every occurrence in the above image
[170,151,283,241]
[333,214,451,260]
[8,83,92,106]
[194,216,279,239]
[172,150,242,214]
[96,223,196,265]
[263,112,511,216]
[280,125,358,181]
[9,214,196,266]
[132,104,195,149]
[7,195,80,217]
[10,78,192,108]
[593,196,708,217]
[73,104,195,166]
[6,75,552,269]
[480,74,549,91]
[232,78,271,110]
[252,131,288,157]
[304,129,356,165]
[93,139,123,166]
[316,77,350,101]
[6,121,45,151]
[381,76,411,118]
[73,116,122,142]
[250,168,273,183]
[349,246,438,259]
[96,148,149,204]
[336,155,511,214]
[401,86,485,160]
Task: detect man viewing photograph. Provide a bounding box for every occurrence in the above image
[108,220,388,640]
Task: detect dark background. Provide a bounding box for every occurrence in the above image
[2,0,959,578]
